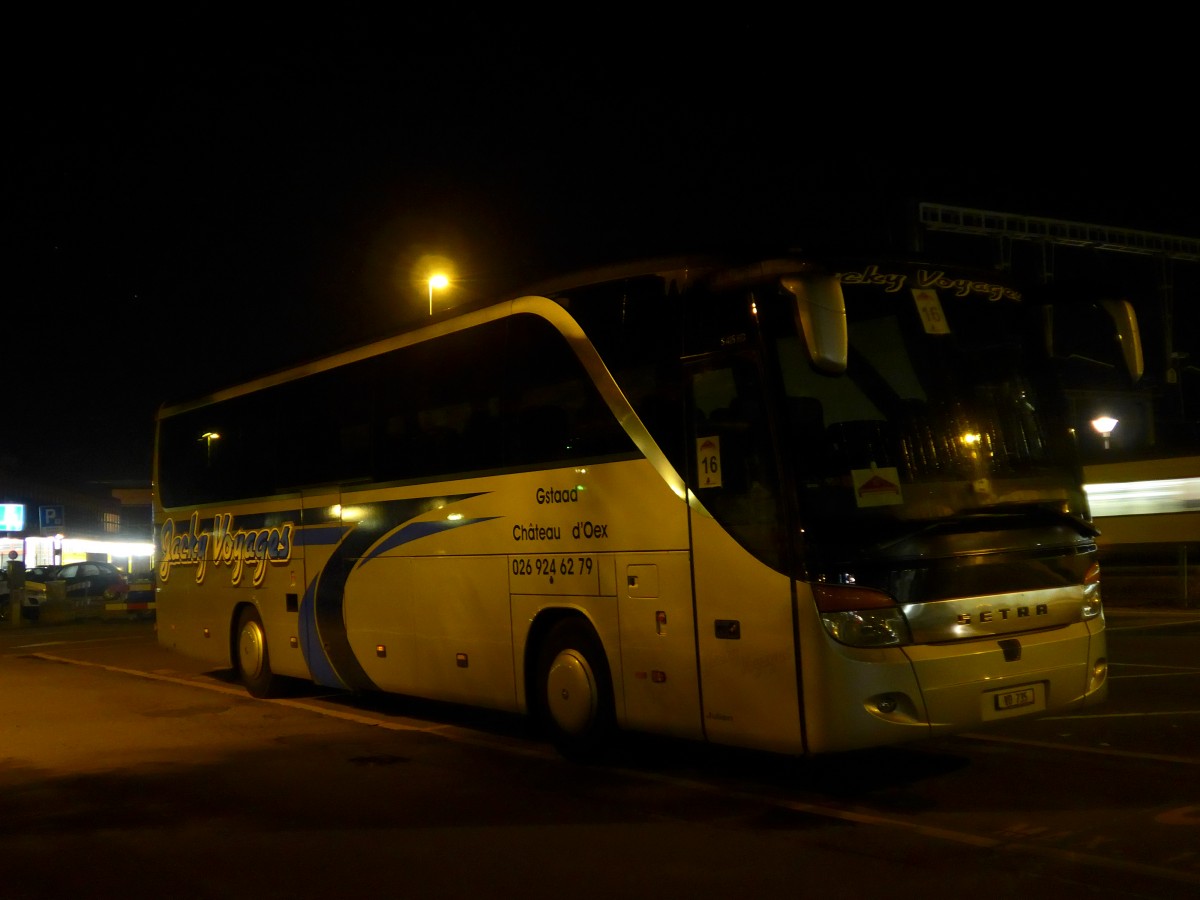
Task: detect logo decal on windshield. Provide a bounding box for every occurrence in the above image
[852,466,903,508]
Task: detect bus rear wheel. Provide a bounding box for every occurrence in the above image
[536,618,615,761]
[236,606,279,698]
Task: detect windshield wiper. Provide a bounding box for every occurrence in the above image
[866,502,1097,555]
[950,502,1099,538]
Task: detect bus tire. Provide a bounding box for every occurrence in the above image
[236,606,279,699]
[536,617,616,761]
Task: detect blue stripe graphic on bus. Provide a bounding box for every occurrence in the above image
[299,493,487,691]
[297,579,346,689]
[360,517,499,564]
[290,522,354,690]
[294,526,348,546]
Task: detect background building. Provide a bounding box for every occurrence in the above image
[0,472,153,575]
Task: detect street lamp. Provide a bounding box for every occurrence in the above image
[1091,416,1118,450]
[428,273,449,316]
[200,431,220,464]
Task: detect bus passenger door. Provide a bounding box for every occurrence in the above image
[685,353,805,754]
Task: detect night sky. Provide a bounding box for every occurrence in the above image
[5,19,1198,484]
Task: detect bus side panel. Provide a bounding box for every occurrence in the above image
[250,571,312,681]
[343,551,516,710]
[689,510,804,754]
[410,555,515,708]
[156,495,318,681]
[344,555,418,692]
[616,550,703,740]
[156,573,235,669]
[337,460,687,713]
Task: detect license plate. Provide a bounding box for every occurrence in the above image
[982,682,1045,719]
[995,688,1035,711]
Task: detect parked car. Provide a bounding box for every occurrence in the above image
[0,570,48,621]
[25,565,61,583]
[52,561,129,612]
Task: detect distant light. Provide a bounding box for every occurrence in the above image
[1085,477,1200,517]
[60,538,155,557]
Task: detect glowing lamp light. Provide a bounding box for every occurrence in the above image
[428,273,449,316]
[1091,416,1119,449]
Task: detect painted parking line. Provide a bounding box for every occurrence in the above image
[24,650,1200,889]
[960,730,1200,765]
[27,652,550,758]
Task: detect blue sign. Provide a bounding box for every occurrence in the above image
[39,505,65,529]
[1,503,25,531]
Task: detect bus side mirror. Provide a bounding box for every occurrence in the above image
[783,275,847,374]
[1099,298,1144,383]
[1039,292,1144,385]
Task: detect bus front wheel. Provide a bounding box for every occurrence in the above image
[536,618,615,761]
[236,606,279,698]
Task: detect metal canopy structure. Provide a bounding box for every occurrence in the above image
[917,202,1199,389]
[918,203,1200,263]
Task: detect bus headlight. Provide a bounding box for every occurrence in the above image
[1082,562,1103,620]
[815,584,912,647]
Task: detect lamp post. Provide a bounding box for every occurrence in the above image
[1091,416,1118,450]
[428,273,448,316]
[200,431,220,464]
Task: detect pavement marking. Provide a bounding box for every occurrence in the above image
[1040,709,1200,720]
[1113,662,1200,670]
[626,760,1200,887]
[25,650,1200,888]
[13,635,148,650]
[27,651,552,759]
[1107,618,1200,631]
[1111,670,1200,679]
[29,653,445,731]
[961,731,1200,765]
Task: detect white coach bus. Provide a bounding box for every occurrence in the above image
[153,254,1126,758]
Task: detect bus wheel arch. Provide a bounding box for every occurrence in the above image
[531,612,616,761]
[233,603,280,699]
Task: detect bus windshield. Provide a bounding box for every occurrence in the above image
[765,263,1090,555]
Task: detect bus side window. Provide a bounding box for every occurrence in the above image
[515,404,570,461]
[785,395,828,479]
[706,400,755,492]
[689,360,784,568]
[506,313,635,467]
